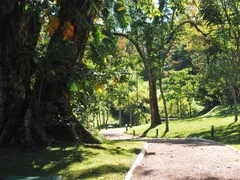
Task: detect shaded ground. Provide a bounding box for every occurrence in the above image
[101,128,240,180]
[0,141,143,180]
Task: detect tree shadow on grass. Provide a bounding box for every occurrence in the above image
[83,144,107,150]
[67,164,129,179]
[0,147,85,179]
[187,123,240,145]
[107,146,141,156]
[201,105,240,118]
[161,130,169,138]
[0,141,142,179]
[140,126,153,137]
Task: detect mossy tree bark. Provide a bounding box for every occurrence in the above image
[0,1,42,148]
[0,0,100,149]
[34,0,101,145]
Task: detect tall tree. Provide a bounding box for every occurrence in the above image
[113,0,163,127]
[113,0,207,129]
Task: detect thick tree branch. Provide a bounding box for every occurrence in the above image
[113,32,146,59]
[164,36,177,57]
[173,20,208,37]
[165,20,207,55]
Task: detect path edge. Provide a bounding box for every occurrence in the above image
[188,137,240,155]
[160,137,240,155]
[125,142,148,180]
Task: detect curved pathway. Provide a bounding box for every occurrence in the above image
[101,128,240,180]
[100,127,136,140]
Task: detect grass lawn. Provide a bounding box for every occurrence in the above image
[127,105,240,150]
[0,141,143,180]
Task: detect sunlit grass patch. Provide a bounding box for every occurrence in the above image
[127,105,240,150]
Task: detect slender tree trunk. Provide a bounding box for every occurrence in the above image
[232,85,238,122]
[230,53,238,122]
[102,110,105,127]
[148,68,161,127]
[177,100,180,119]
[232,33,239,122]
[159,76,169,132]
[92,113,95,127]
[189,102,192,118]
[130,110,132,127]
[119,108,122,127]
[96,113,100,130]
[105,110,109,129]
[180,98,183,119]
[99,112,102,127]
[99,112,102,126]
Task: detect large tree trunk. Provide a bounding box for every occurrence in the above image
[148,68,161,127]
[32,0,101,145]
[0,68,4,131]
[0,1,42,148]
[34,81,99,144]
[0,0,101,149]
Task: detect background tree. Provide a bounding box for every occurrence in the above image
[200,0,239,121]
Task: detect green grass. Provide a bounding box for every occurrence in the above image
[0,141,143,180]
[127,105,240,150]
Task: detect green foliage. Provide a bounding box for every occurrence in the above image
[197,0,240,109]
[168,44,193,70]
[114,0,130,29]
[200,0,223,25]
[162,68,199,118]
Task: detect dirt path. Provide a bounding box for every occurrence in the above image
[132,139,240,180]
[100,127,136,140]
[101,128,240,179]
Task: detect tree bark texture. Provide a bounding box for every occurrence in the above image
[0,0,100,148]
[0,1,42,148]
[0,68,4,132]
[30,0,101,145]
[189,102,192,118]
[148,68,162,127]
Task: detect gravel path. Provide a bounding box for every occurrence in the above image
[101,128,240,179]
[132,139,240,180]
[100,127,136,140]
